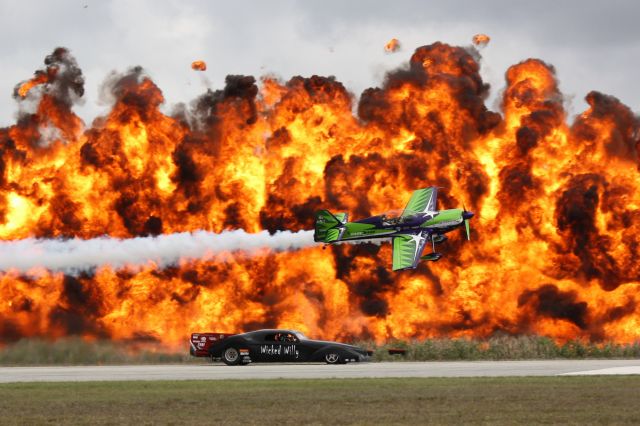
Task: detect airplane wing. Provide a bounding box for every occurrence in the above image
[401,187,437,217]
[392,231,429,271]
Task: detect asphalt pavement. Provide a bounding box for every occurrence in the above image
[1,360,640,383]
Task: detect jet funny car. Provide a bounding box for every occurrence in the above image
[190,329,372,365]
[314,187,474,271]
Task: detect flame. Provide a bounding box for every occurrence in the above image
[384,38,401,53]
[472,34,491,46]
[191,60,207,71]
[16,68,57,98]
[0,43,639,348]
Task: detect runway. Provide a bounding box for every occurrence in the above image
[2,360,640,383]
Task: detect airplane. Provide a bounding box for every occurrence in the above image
[314,187,474,271]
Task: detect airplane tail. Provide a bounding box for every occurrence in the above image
[314,210,347,243]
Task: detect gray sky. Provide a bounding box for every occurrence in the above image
[1,0,638,127]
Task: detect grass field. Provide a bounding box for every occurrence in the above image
[367,334,640,361]
[0,337,193,365]
[1,335,639,366]
[1,377,639,425]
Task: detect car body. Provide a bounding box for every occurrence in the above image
[190,329,372,365]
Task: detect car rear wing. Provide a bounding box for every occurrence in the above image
[190,332,236,357]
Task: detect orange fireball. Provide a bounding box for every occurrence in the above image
[472,33,490,46]
[0,43,639,349]
[191,60,207,71]
[384,38,400,53]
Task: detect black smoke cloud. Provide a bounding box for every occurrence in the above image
[518,284,588,330]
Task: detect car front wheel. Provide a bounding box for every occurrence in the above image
[324,352,341,364]
[222,347,241,366]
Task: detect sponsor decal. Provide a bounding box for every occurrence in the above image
[239,349,250,355]
[259,344,299,359]
[433,219,461,228]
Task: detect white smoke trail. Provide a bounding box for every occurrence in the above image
[0,229,316,276]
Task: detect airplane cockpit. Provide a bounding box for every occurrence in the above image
[379,210,434,227]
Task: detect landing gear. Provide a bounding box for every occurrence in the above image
[421,234,442,262]
[421,252,442,261]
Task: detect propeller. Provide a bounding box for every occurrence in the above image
[464,218,470,241]
[462,203,474,241]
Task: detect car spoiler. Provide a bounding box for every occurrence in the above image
[190,332,236,357]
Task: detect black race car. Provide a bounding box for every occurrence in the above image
[190,329,372,365]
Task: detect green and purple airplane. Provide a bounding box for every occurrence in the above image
[314,187,474,271]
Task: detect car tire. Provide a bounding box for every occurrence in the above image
[222,347,241,366]
[324,352,341,364]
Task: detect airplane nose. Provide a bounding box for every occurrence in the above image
[462,211,474,220]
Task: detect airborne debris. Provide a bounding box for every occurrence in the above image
[472,33,491,46]
[384,38,401,53]
[191,60,207,71]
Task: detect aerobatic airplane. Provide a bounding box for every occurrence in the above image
[314,187,474,271]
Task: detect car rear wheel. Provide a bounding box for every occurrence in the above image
[222,347,241,366]
[325,352,341,364]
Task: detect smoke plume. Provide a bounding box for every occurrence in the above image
[0,230,315,276]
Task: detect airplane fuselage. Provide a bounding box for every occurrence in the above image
[336,208,467,243]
